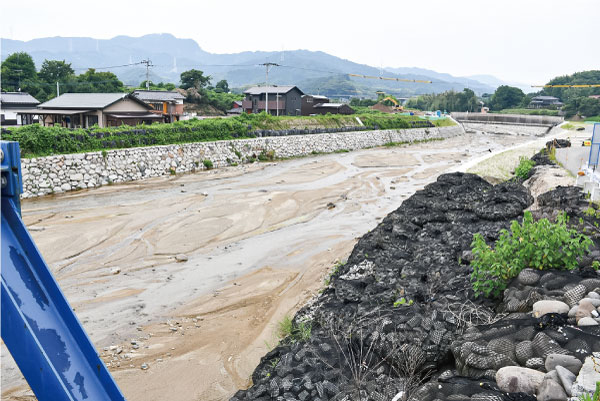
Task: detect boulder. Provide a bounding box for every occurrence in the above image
[536,376,568,401]
[575,299,595,322]
[571,353,600,397]
[532,300,570,317]
[496,366,545,395]
[545,354,583,375]
[577,317,598,326]
[555,365,576,397]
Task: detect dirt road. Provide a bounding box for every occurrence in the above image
[2,132,537,401]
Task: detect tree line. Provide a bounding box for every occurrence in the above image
[0,52,242,113]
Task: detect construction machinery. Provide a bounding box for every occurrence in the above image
[1,141,126,401]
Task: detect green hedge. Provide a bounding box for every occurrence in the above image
[2,113,446,157]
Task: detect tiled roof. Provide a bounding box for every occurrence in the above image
[0,92,40,105]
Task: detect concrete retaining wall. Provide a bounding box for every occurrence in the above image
[452,112,563,127]
[20,125,464,198]
[462,122,550,137]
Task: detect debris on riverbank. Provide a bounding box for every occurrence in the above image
[232,161,600,400]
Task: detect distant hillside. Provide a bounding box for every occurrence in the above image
[1,33,498,97]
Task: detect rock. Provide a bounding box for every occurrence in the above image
[69,173,84,181]
[555,366,576,397]
[545,354,583,376]
[571,353,600,397]
[576,299,596,322]
[536,376,568,401]
[496,366,546,395]
[60,183,70,191]
[577,317,598,326]
[111,267,121,275]
[587,291,600,299]
[175,254,188,262]
[532,300,570,317]
[140,363,149,370]
[568,305,578,318]
[581,297,600,307]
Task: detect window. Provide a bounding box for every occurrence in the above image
[87,115,98,127]
[306,97,313,103]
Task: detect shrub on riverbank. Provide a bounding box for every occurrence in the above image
[470,211,593,298]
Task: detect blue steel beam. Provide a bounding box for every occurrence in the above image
[1,141,126,401]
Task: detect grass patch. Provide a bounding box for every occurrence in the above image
[277,315,312,343]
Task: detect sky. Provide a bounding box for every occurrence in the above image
[1,0,599,85]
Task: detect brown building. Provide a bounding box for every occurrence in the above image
[21,93,160,128]
[301,94,329,116]
[132,90,185,122]
[242,86,304,116]
[311,102,355,115]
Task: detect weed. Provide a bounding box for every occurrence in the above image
[277,315,312,343]
[101,149,108,159]
[202,159,213,169]
[514,157,535,180]
[258,149,276,162]
[393,298,406,307]
[578,381,600,401]
[471,211,593,298]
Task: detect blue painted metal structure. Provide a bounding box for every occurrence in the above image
[589,123,600,169]
[1,141,126,400]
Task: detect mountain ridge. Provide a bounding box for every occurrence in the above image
[2,33,510,98]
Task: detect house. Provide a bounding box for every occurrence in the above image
[0,92,40,126]
[242,86,304,116]
[20,93,160,128]
[301,95,329,116]
[311,103,355,115]
[529,96,563,109]
[132,90,185,123]
[226,100,244,116]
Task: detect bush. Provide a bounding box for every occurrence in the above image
[471,211,593,298]
[514,157,535,179]
[202,159,213,169]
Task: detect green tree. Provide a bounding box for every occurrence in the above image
[38,59,76,99]
[180,69,211,90]
[490,85,525,110]
[74,68,126,93]
[215,79,229,93]
[1,52,38,93]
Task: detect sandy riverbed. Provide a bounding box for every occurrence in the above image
[2,131,548,401]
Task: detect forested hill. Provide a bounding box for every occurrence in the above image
[1,33,498,97]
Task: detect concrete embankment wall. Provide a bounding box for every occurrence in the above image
[461,122,550,136]
[20,125,464,198]
[451,112,563,127]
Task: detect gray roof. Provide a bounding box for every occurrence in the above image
[132,90,185,102]
[244,85,303,95]
[304,94,329,100]
[38,93,150,110]
[532,96,560,101]
[314,103,346,108]
[0,92,40,105]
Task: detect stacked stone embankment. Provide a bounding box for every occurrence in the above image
[20,125,462,198]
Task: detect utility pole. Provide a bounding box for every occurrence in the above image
[56,82,60,97]
[141,59,153,90]
[15,69,22,92]
[260,62,279,115]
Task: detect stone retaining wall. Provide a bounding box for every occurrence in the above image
[21,125,464,198]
